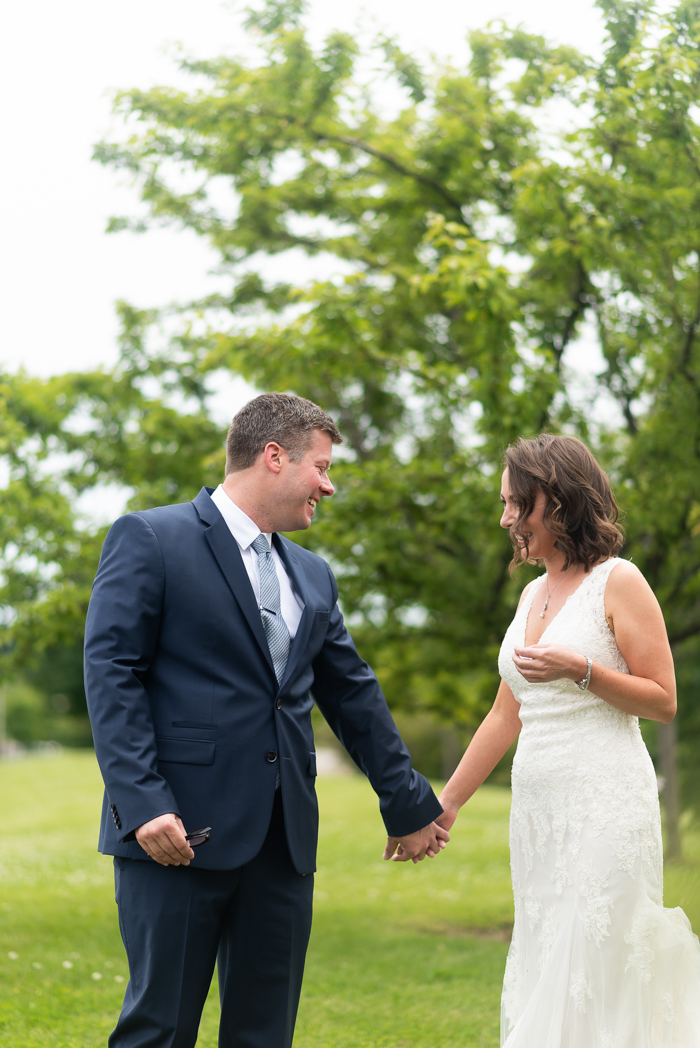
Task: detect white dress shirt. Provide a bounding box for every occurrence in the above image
[210,485,305,639]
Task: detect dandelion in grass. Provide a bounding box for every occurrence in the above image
[62,960,73,969]
[114,975,124,983]
[92,972,102,980]
[32,962,42,969]
[8,951,18,960]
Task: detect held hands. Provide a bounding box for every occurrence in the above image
[135,813,195,866]
[513,644,587,685]
[383,820,451,864]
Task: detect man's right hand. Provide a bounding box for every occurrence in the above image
[135,813,195,866]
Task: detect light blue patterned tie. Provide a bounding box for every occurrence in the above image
[251,534,290,685]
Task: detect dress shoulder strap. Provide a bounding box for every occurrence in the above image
[582,557,623,617]
[591,556,623,587]
[598,556,623,577]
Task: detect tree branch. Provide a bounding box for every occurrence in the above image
[309,131,467,224]
[679,256,700,384]
[668,619,700,646]
[664,557,700,608]
[537,259,591,429]
[551,260,590,373]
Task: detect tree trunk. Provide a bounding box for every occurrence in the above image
[658,719,682,861]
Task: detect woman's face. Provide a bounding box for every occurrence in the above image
[500,468,556,560]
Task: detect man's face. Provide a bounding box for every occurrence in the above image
[275,429,335,532]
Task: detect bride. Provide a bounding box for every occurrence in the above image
[437,434,700,1046]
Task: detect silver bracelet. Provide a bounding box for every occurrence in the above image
[575,656,592,692]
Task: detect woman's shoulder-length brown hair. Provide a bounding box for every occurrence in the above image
[503,434,624,573]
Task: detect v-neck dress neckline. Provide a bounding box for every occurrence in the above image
[522,559,609,648]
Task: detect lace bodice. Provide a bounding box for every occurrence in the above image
[500,556,660,885]
[499,557,629,716]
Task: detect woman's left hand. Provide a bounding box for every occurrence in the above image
[513,644,586,684]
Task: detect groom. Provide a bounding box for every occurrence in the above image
[84,392,447,1048]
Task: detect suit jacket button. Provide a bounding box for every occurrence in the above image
[276,698,282,710]
[115,818,121,830]
[266,751,278,763]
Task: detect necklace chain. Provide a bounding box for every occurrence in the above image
[540,567,569,619]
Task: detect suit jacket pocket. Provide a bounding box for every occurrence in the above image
[156,737,216,765]
[172,721,218,731]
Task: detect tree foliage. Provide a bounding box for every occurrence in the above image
[4,1,700,756]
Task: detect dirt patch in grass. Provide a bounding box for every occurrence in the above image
[417,922,513,942]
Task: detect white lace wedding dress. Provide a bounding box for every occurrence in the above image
[497,558,700,1047]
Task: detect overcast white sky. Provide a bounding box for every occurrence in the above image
[0,0,607,389]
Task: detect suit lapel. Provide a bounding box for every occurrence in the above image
[193,488,276,680]
[273,535,314,690]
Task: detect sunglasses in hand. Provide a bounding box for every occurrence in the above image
[185,827,212,848]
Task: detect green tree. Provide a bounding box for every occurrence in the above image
[4,0,700,853]
[91,0,591,718]
[0,354,224,742]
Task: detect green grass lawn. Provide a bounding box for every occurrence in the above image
[1,751,699,1047]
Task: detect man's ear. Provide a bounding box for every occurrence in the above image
[263,442,286,474]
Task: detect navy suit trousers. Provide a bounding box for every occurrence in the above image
[109,794,314,1048]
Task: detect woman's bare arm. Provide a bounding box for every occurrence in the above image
[435,579,533,829]
[437,680,522,829]
[511,561,676,723]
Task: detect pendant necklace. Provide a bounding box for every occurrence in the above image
[540,568,569,619]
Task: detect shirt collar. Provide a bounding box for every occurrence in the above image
[210,485,273,552]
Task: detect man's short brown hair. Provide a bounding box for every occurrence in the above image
[225,392,343,474]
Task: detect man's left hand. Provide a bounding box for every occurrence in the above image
[383,821,450,864]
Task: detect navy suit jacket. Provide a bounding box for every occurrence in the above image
[84,487,442,874]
